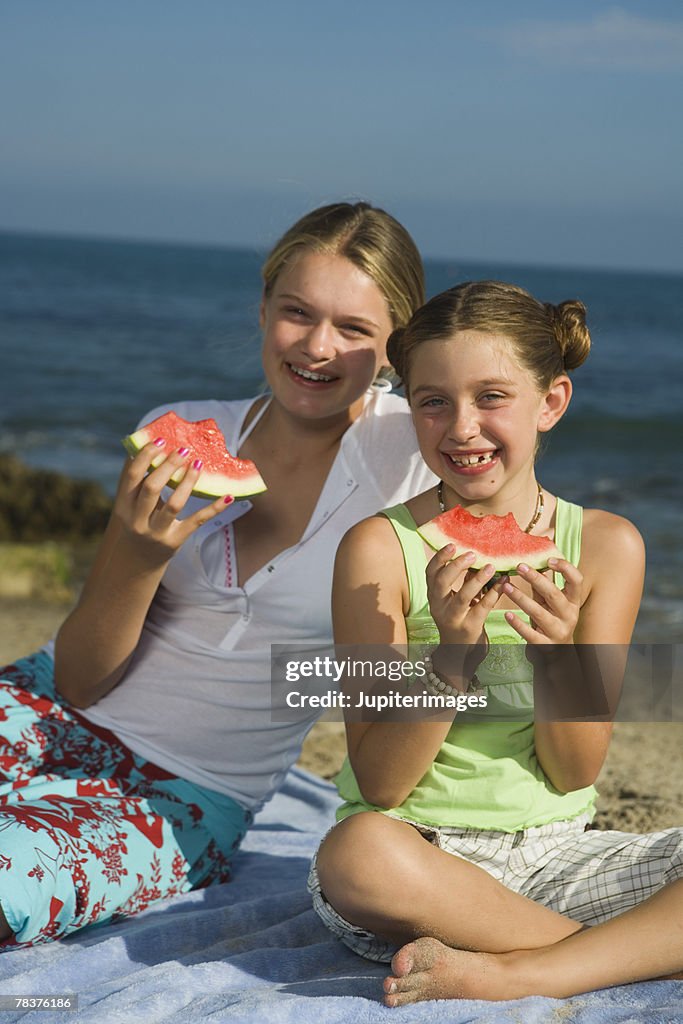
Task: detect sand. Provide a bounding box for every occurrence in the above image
[2,598,681,833]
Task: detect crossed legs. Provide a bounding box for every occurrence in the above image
[315,812,683,1006]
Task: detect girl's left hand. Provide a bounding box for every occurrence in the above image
[503,559,583,646]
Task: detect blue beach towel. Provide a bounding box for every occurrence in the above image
[0,767,680,1023]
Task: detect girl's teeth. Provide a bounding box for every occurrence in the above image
[291,365,334,382]
[450,452,496,466]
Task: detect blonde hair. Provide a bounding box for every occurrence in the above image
[262,202,425,329]
[387,280,591,395]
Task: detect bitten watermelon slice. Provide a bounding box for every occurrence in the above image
[122,410,266,499]
[417,504,562,573]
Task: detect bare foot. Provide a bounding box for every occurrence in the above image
[383,936,506,1007]
[383,933,677,1005]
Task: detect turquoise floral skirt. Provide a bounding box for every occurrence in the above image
[0,651,251,947]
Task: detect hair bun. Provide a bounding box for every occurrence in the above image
[550,300,591,370]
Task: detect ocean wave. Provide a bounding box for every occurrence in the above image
[555,412,681,453]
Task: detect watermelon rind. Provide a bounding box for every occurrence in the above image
[417,505,562,573]
[122,412,267,500]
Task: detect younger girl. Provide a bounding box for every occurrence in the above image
[311,280,683,1005]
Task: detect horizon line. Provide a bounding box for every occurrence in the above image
[1,223,681,281]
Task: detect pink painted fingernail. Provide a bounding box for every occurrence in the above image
[177,447,190,457]
[192,459,203,470]
[518,563,529,573]
[548,558,558,566]
[223,495,234,505]
[153,437,166,447]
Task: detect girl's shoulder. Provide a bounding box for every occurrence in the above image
[580,507,645,567]
[338,509,407,567]
[334,512,412,630]
[573,508,645,644]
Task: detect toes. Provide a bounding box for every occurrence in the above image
[383,969,428,998]
[383,938,472,1006]
[383,973,428,1008]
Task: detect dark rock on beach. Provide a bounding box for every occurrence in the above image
[0,455,113,541]
[0,452,112,540]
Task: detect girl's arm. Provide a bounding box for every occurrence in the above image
[335,517,451,808]
[506,511,645,793]
[54,443,229,708]
[335,516,503,809]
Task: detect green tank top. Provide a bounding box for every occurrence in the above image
[335,496,597,832]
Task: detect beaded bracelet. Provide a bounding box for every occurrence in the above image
[423,654,483,698]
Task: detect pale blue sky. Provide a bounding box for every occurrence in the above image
[2,1,682,271]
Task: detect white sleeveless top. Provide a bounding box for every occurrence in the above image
[72,389,436,810]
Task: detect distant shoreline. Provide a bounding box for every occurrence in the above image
[3,226,683,280]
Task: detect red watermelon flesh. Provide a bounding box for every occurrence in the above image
[417,504,562,573]
[122,410,266,499]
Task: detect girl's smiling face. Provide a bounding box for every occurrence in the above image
[409,331,570,507]
[260,250,393,429]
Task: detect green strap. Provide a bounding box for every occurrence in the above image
[554,496,582,568]
[379,504,429,617]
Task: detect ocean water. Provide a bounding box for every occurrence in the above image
[1,231,681,642]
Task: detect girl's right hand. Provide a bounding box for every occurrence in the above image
[113,439,233,564]
[426,545,505,649]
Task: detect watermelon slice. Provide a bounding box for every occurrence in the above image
[417,504,562,573]
[122,410,266,499]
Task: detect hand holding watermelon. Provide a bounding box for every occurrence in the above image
[113,437,236,564]
[114,411,267,563]
[419,500,574,659]
[425,543,508,668]
[502,560,583,648]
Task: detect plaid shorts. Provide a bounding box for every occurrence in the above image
[308,812,683,962]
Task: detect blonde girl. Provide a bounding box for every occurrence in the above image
[0,202,435,947]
